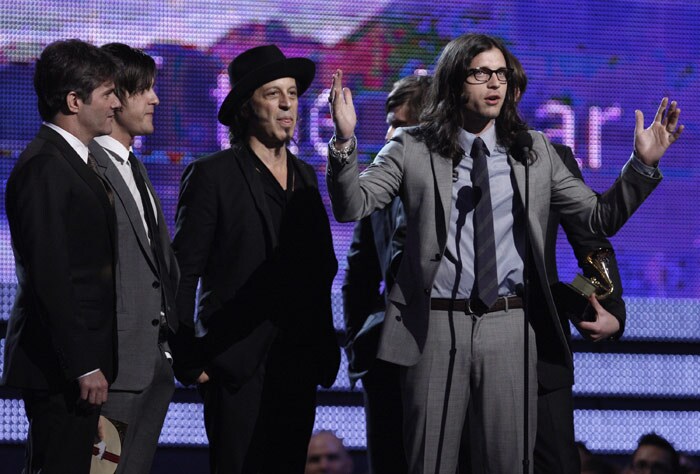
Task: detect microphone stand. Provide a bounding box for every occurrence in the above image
[521,145,531,474]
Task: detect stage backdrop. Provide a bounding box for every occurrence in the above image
[0,0,699,455]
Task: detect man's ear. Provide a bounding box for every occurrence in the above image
[65,91,81,114]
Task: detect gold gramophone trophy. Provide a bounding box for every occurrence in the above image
[551,248,615,323]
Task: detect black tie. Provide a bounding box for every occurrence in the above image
[87,152,114,207]
[129,152,178,333]
[470,137,498,309]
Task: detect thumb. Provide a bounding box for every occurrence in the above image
[588,293,603,311]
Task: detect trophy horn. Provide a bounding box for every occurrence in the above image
[586,248,614,300]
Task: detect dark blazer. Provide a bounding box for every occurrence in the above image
[172,143,339,388]
[88,142,179,391]
[547,143,625,329]
[2,125,117,389]
[342,198,405,380]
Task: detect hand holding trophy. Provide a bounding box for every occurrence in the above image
[551,248,615,324]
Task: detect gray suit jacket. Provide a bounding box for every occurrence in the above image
[327,128,660,373]
[89,142,179,391]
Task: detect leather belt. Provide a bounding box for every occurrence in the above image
[430,295,523,315]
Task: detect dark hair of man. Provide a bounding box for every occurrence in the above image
[100,43,156,103]
[34,39,117,122]
[633,432,680,472]
[386,75,433,123]
[412,33,528,165]
[506,49,528,102]
[228,99,253,145]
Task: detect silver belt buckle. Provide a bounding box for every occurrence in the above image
[464,298,474,315]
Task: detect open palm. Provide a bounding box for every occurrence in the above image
[634,97,684,166]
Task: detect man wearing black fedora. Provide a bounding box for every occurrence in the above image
[171,44,340,473]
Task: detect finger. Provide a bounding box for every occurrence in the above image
[666,104,680,130]
[342,86,353,107]
[661,100,676,126]
[79,381,89,401]
[577,320,596,332]
[334,69,343,94]
[671,123,685,142]
[653,97,668,123]
[88,388,97,406]
[587,294,603,311]
[634,109,644,136]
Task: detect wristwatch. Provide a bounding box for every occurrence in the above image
[328,135,357,165]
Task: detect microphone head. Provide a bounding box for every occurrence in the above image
[514,131,533,151]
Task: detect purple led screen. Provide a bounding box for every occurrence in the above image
[0,0,698,299]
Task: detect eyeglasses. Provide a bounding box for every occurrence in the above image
[465,67,513,84]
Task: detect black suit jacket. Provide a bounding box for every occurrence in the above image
[172,143,339,388]
[2,125,117,389]
[535,143,626,391]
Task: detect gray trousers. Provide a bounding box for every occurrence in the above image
[101,350,175,474]
[400,306,537,474]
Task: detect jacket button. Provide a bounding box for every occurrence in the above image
[151,319,160,327]
[424,288,430,295]
[435,253,441,260]
[152,281,160,289]
[395,315,402,322]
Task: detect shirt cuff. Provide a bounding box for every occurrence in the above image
[624,152,661,178]
[78,368,100,379]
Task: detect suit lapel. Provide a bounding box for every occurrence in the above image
[89,142,157,271]
[430,150,453,249]
[39,126,116,242]
[235,145,278,248]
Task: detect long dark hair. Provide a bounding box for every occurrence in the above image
[412,34,528,164]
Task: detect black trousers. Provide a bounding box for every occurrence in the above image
[199,341,318,474]
[533,385,579,474]
[361,359,407,474]
[22,384,100,474]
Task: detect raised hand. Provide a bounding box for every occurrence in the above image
[328,69,357,146]
[634,97,684,166]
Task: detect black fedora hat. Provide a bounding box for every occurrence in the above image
[218,44,315,126]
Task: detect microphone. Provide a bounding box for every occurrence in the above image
[514,131,533,164]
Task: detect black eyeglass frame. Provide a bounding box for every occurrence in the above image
[465,67,514,84]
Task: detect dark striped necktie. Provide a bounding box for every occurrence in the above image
[470,137,498,309]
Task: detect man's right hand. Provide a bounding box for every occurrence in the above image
[197,371,210,384]
[328,69,357,147]
[78,369,109,406]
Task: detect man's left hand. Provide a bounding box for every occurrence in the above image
[575,295,621,342]
[634,97,684,166]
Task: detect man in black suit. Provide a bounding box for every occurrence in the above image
[172,44,340,473]
[2,39,120,473]
[89,43,178,474]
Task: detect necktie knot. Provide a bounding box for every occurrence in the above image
[470,137,489,160]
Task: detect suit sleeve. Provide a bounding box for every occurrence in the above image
[326,130,406,222]
[171,160,218,384]
[342,218,384,345]
[10,155,102,379]
[554,145,626,338]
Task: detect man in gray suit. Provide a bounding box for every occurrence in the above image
[89,43,178,474]
[327,33,683,473]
